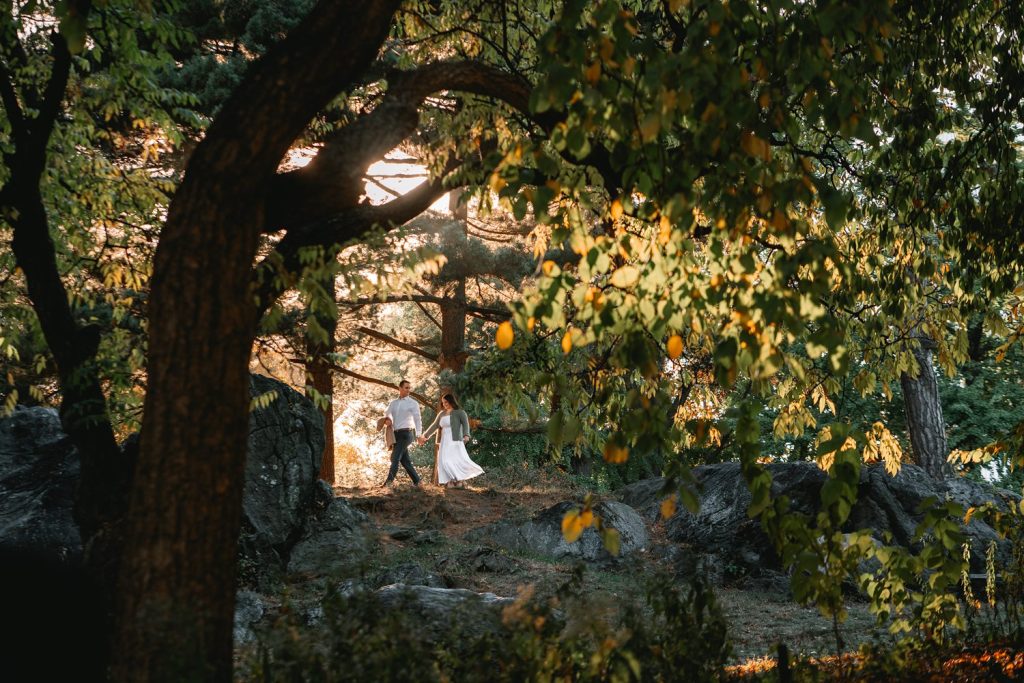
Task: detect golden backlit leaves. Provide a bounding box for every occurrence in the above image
[815,425,858,472]
[561,503,622,555]
[495,321,514,349]
[862,421,904,475]
[660,496,677,520]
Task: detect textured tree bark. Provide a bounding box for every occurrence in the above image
[439,189,468,372]
[111,2,401,680]
[900,338,951,480]
[438,281,468,372]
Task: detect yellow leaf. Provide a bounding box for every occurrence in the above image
[668,0,689,11]
[660,497,677,519]
[527,316,536,332]
[602,528,621,556]
[658,215,672,244]
[603,442,630,463]
[561,330,573,354]
[542,260,558,276]
[741,131,772,162]
[610,199,624,220]
[496,321,514,350]
[585,61,601,84]
[489,172,506,193]
[562,510,585,542]
[579,509,594,528]
[640,112,661,142]
[609,265,640,289]
[667,334,683,360]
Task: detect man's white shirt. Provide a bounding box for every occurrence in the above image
[386,397,422,434]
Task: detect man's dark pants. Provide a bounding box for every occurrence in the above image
[385,428,420,485]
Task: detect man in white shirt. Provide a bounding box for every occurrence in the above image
[381,379,422,487]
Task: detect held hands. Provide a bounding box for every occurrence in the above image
[463,436,469,443]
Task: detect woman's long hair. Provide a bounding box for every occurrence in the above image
[442,393,461,410]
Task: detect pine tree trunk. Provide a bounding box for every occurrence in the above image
[439,190,468,372]
[900,338,951,479]
[308,310,336,485]
[439,281,468,372]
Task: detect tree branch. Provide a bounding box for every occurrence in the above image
[31,28,74,157]
[253,168,458,316]
[355,325,439,362]
[0,56,25,138]
[339,293,509,320]
[415,299,442,330]
[328,363,432,407]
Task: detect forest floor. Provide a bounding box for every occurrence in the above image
[333,463,890,664]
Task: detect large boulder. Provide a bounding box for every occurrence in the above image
[241,374,325,557]
[468,500,647,561]
[286,495,369,576]
[0,375,328,571]
[0,407,81,560]
[374,584,514,640]
[619,462,1020,577]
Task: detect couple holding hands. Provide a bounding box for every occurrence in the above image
[380,380,484,489]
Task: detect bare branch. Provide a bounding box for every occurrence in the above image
[355,325,439,362]
[329,363,432,407]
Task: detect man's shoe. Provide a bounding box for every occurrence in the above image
[379,480,394,488]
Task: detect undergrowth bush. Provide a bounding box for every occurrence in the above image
[239,570,732,682]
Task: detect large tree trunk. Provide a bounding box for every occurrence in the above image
[111,3,400,680]
[900,337,951,479]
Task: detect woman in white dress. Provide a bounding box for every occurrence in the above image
[417,393,484,488]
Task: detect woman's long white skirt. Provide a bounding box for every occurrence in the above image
[437,428,484,484]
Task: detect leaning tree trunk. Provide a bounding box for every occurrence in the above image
[111,3,400,681]
[900,336,951,479]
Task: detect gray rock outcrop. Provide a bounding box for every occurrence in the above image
[468,500,647,561]
[373,562,447,589]
[286,496,369,576]
[234,589,267,645]
[374,584,514,639]
[241,374,325,557]
[619,462,1020,578]
[0,375,333,574]
[0,407,81,560]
